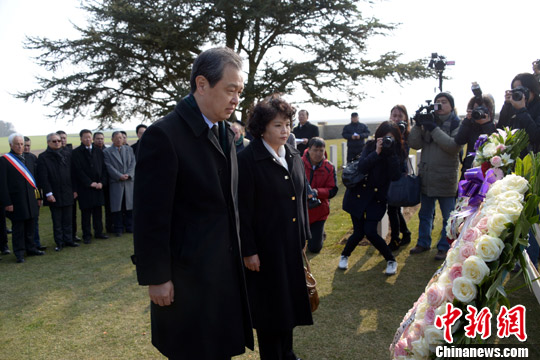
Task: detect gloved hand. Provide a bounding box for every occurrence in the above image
[422,121,437,132]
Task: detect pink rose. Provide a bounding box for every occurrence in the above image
[394,339,408,357]
[427,285,444,307]
[463,227,481,243]
[449,263,463,281]
[476,217,489,233]
[496,144,506,152]
[444,284,455,302]
[459,242,476,261]
[492,168,504,180]
[490,156,502,167]
[424,306,436,325]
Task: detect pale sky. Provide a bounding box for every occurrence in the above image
[1,0,539,135]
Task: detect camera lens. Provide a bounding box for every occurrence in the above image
[471,109,485,120]
[511,91,523,102]
[382,136,394,148]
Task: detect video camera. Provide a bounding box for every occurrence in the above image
[413,100,442,125]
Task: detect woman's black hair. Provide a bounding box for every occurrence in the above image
[246,94,296,138]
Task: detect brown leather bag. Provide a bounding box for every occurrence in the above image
[303,249,319,312]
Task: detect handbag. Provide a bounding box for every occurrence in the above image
[302,249,319,312]
[387,157,421,207]
[341,158,366,189]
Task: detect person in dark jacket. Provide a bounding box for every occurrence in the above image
[231,120,250,153]
[239,95,313,360]
[454,94,496,177]
[37,133,80,252]
[72,129,109,244]
[387,105,412,251]
[57,130,80,243]
[292,109,319,154]
[302,137,338,253]
[93,131,113,233]
[0,134,44,263]
[131,124,147,160]
[342,112,370,164]
[496,73,540,268]
[133,47,253,359]
[338,121,402,275]
[24,136,46,251]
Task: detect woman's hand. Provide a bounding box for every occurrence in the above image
[375,137,383,154]
[244,254,261,272]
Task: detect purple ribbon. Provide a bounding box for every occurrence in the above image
[458,167,497,208]
[474,134,488,151]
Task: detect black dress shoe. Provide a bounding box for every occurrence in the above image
[73,236,82,242]
[115,233,122,237]
[401,232,412,245]
[37,246,47,251]
[55,246,63,252]
[65,242,80,247]
[95,234,109,239]
[16,257,25,263]
[6,228,12,234]
[27,250,45,256]
[83,239,91,244]
[1,248,11,255]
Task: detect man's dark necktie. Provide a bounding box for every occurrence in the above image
[211,124,219,140]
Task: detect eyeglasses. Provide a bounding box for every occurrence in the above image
[50,140,61,143]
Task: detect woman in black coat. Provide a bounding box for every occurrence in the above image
[338,121,403,275]
[238,95,312,360]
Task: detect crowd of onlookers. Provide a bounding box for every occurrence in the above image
[0,125,147,263]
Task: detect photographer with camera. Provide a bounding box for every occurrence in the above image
[496,73,540,269]
[387,105,412,251]
[408,92,462,261]
[338,121,403,275]
[454,85,496,177]
[302,137,338,253]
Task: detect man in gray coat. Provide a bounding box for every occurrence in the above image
[408,92,462,260]
[103,131,135,236]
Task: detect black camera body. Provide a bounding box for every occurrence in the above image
[471,105,489,120]
[413,100,441,125]
[397,121,407,134]
[511,86,530,102]
[382,136,394,149]
[306,183,321,209]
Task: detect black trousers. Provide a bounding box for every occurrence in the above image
[342,214,395,262]
[103,186,113,233]
[81,206,104,240]
[256,328,296,360]
[387,205,410,241]
[307,220,326,253]
[72,198,78,237]
[11,218,36,259]
[0,206,8,250]
[112,192,132,234]
[50,205,73,247]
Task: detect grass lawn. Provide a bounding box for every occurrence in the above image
[0,139,538,359]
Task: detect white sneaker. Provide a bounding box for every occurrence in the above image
[385,260,398,275]
[338,255,349,270]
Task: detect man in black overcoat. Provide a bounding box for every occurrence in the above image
[0,134,44,263]
[292,109,319,155]
[37,133,79,252]
[133,47,253,359]
[72,129,109,244]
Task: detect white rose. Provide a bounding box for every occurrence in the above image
[415,300,430,320]
[437,270,451,287]
[483,143,497,157]
[495,190,523,203]
[486,181,505,197]
[452,277,478,303]
[487,213,512,237]
[462,255,491,284]
[475,235,505,262]
[496,201,523,222]
[445,248,459,267]
[502,174,529,194]
[424,325,445,350]
[411,337,430,360]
